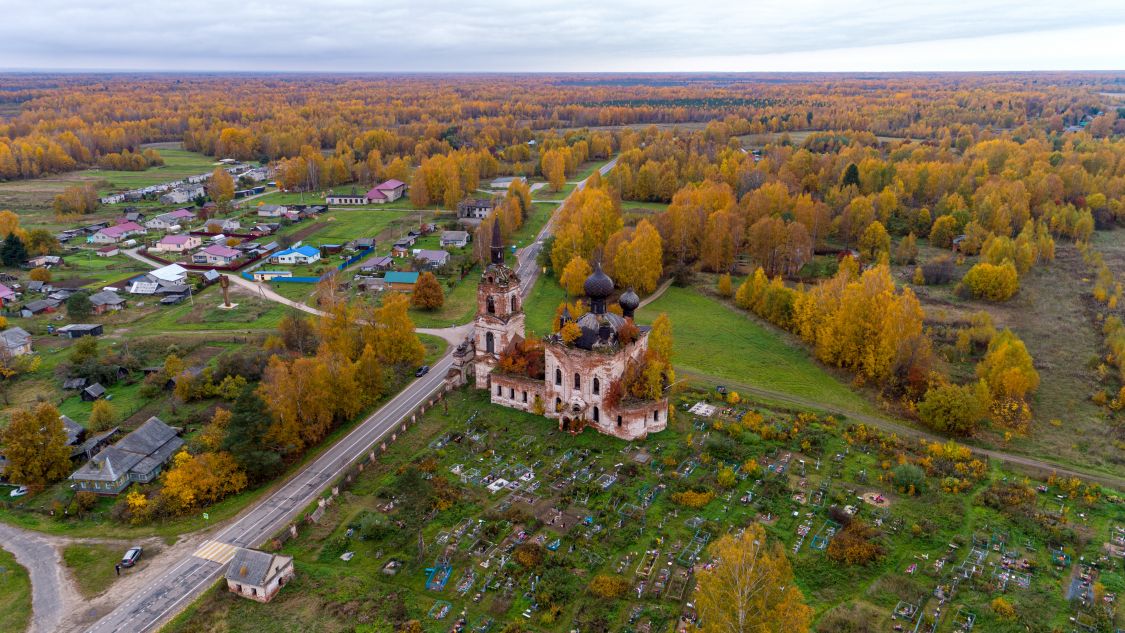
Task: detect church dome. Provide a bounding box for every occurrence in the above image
[618,287,640,313]
[584,262,614,299]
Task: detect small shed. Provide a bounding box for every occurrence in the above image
[82,383,107,402]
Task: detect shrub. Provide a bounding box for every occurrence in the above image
[891,463,926,495]
[826,520,885,566]
[671,489,715,508]
[921,256,955,284]
[917,381,989,436]
[588,574,630,599]
[961,261,1018,301]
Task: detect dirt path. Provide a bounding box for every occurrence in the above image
[0,523,82,633]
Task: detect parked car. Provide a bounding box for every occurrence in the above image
[9,486,28,498]
[121,546,143,568]
[415,365,430,377]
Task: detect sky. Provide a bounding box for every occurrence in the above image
[1,0,1124,72]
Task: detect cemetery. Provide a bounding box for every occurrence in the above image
[171,387,1125,633]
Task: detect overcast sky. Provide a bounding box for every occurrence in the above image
[2,0,1124,72]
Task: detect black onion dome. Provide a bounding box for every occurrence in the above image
[619,287,640,312]
[584,262,614,299]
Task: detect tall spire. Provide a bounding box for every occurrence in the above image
[490,218,504,265]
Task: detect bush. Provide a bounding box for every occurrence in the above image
[826,520,885,566]
[917,381,988,436]
[891,463,926,495]
[587,574,629,599]
[921,256,955,284]
[960,261,1018,301]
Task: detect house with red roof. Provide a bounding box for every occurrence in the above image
[153,234,202,253]
[0,283,16,307]
[192,244,241,266]
[365,179,407,203]
[90,221,147,244]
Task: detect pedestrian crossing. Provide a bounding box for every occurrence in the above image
[192,539,238,564]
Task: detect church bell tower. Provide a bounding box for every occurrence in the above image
[473,221,525,388]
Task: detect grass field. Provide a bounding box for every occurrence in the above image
[0,547,31,633]
[279,208,431,248]
[134,285,289,332]
[522,274,568,335]
[637,286,876,414]
[409,274,480,329]
[62,543,126,599]
[0,147,220,228]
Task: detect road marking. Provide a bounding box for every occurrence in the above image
[191,540,238,565]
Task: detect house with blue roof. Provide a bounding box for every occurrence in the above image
[271,245,321,265]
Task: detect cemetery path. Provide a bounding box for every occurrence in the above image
[677,368,1125,490]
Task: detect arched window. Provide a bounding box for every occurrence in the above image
[486,296,495,314]
[511,296,519,312]
[509,387,515,399]
[592,377,600,395]
[496,385,503,396]
[485,332,495,353]
[617,415,623,428]
[593,406,600,422]
[522,391,528,403]
[653,410,660,422]
[555,397,561,410]
[555,368,562,385]
[574,373,581,389]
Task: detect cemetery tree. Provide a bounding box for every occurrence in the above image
[694,524,812,633]
[411,272,444,310]
[66,291,93,318]
[0,403,72,488]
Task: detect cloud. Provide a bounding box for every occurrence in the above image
[1,0,1123,71]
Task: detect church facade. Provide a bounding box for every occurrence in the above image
[470,223,668,441]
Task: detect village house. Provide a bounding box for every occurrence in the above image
[96,245,120,257]
[365,179,407,203]
[224,548,295,603]
[384,271,419,291]
[21,298,59,318]
[271,245,321,265]
[82,383,107,401]
[0,283,16,306]
[0,327,32,356]
[457,197,498,220]
[192,244,241,266]
[355,276,387,293]
[56,323,103,338]
[68,417,184,495]
[413,249,450,270]
[158,184,204,205]
[150,263,189,284]
[360,256,395,273]
[26,255,62,269]
[204,218,241,234]
[89,290,127,314]
[153,234,202,253]
[91,221,147,244]
[325,191,366,205]
[257,204,288,218]
[470,223,667,441]
[440,230,471,248]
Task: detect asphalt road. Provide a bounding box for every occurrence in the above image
[517,157,618,296]
[81,352,455,633]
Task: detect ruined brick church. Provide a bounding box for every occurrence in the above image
[467,222,668,440]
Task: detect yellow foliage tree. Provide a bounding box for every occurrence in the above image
[559,255,592,297]
[693,524,812,633]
